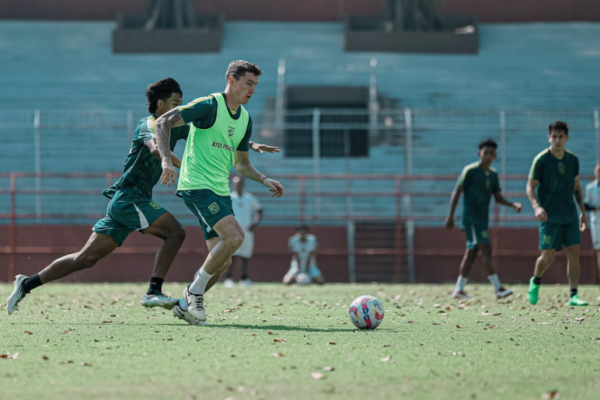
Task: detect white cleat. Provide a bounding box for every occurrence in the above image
[183,286,206,321]
[141,292,179,310]
[496,287,513,299]
[223,278,235,288]
[452,290,473,300]
[239,278,255,286]
[173,305,210,326]
[7,275,29,315]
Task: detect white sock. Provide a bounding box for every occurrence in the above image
[455,276,468,292]
[488,274,501,291]
[189,268,213,295]
[178,297,188,311]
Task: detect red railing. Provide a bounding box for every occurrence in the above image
[1,172,596,282]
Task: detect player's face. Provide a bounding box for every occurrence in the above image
[156,93,183,117]
[548,130,568,150]
[229,73,259,105]
[478,146,497,166]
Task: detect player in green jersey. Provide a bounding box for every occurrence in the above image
[155,60,284,322]
[446,139,522,300]
[6,78,277,319]
[526,121,588,306]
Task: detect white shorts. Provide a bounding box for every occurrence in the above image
[233,230,254,259]
[590,221,600,251]
[286,259,321,278]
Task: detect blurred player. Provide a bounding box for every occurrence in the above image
[283,225,325,285]
[6,78,276,320]
[224,175,264,287]
[445,139,522,300]
[584,162,600,288]
[155,60,284,323]
[526,121,588,306]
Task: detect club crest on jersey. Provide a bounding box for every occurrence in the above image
[208,202,220,214]
[481,230,489,239]
[557,163,565,175]
[544,235,552,245]
[228,124,235,137]
[149,201,162,210]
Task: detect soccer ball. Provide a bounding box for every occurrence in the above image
[349,295,385,330]
[296,272,312,285]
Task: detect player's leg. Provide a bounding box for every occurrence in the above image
[309,262,325,285]
[596,251,600,289]
[237,231,254,285]
[283,258,300,285]
[6,232,118,315]
[139,211,186,308]
[529,222,562,305]
[592,223,600,288]
[478,243,512,299]
[239,258,255,285]
[223,256,238,288]
[563,221,586,305]
[453,224,478,299]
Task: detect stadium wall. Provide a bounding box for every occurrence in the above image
[2,0,599,22]
[2,226,597,284]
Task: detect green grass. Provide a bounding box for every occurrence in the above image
[1,283,600,400]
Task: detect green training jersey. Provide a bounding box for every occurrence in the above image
[458,162,501,228]
[103,116,190,199]
[177,93,252,196]
[529,148,579,224]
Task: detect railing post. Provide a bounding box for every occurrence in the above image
[347,220,356,283]
[394,177,403,282]
[369,58,378,142]
[8,173,17,281]
[34,109,42,223]
[493,202,500,272]
[127,110,134,144]
[312,108,321,222]
[403,108,415,283]
[299,177,305,224]
[275,58,286,132]
[594,109,600,163]
[499,110,507,219]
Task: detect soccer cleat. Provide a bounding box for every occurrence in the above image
[223,278,235,288]
[7,275,29,315]
[239,278,255,287]
[452,291,473,300]
[172,305,210,326]
[528,277,540,305]
[141,292,179,310]
[184,286,206,321]
[496,287,513,299]
[568,295,588,306]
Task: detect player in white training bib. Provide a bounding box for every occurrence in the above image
[283,225,325,285]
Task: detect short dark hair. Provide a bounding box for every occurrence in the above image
[145,78,182,114]
[548,121,569,135]
[296,224,309,232]
[478,139,498,150]
[225,60,263,81]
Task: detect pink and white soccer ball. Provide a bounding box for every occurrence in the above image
[349,295,385,330]
[296,272,312,285]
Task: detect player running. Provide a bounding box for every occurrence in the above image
[6,77,277,318]
[445,139,522,300]
[526,121,588,306]
[155,60,284,323]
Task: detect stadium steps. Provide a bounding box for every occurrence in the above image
[354,221,408,283]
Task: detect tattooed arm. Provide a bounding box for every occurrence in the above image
[155,108,185,186]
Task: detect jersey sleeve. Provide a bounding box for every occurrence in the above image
[493,173,501,193]
[574,156,579,178]
[236,117,253,151]
[175,124,190,141]
[458,167,472,189]
[529,155,543,181]
[138,118,156,145]
[177,96,217,128]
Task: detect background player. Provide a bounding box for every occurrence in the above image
[526,121,588,306]
[584,162,600,288]
[224,175,264,287]
[445,139,522,300]
[155,60,284,322]
[283,225,325,285]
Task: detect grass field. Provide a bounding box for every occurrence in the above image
[1,282,599,400]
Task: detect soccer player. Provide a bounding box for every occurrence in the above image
[584,162,600,288]
[6,77,277,319]
[155,60,284,322]
[283,225,325,285]
[445,139,522,300]
[526,121,588,306]
[224,175,264,287]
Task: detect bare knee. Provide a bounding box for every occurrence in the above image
[540,250,556,265]
[226,232,244,251]
[478,244,492,257]
[170,225,186,244]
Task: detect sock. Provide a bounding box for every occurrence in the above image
[570,288,578,298]
[241,273,248,281]
[147,277,164,295]
[189,268,213,295]
[487,274,501,292]
[533,276,542,285]
[178,297,188,311]
[455,276,468,292]
[23,274,43,293]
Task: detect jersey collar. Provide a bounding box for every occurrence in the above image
[221,93,241,120]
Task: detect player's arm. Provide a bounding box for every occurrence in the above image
[145,139,182,168]
[249,142,280,154]
[493,192,522,213]
[445,184,463,230]
[248,209,263,232]
[234,150,284,198]
[574,176,587,231]
[526,179,547,222]
[155,108,185,186]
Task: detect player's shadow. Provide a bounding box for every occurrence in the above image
[213,323,352,332]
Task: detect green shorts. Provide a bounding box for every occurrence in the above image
[180,189,234,240]
[463,223,490,250]
[93,187,168,245]
[539,221,581,251]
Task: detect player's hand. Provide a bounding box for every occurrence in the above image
[534,206,548,222]
[513,202,522,213]
[444,216,454,230]
[263,178,284,198]
[160,161,177,187]
[580,213,587,232]
[251,142,280,154]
